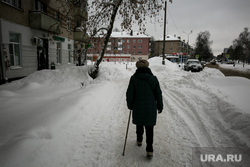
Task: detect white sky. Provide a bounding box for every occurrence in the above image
[114,0,250,56]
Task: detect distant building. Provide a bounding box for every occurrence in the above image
[0,0,88,83]
[87,31,151,62]
[223,48,229,54]
[154,35,193,63]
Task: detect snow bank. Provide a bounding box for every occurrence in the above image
[1,66,93,91]
[205,68,250,147]
[148,57,250,147]
[217,100,250,146]
[96,62,133,81]
[0,90,18,97]
[206,76,250,114]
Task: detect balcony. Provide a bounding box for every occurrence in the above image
[29,11,61,34]
[73,31,88,42]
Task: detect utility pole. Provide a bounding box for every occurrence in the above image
[162,1,167,65]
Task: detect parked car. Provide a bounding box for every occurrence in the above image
[184,59,203,72]
[201,61,206,68]
[210,59,217,65]
[226,60,234,64]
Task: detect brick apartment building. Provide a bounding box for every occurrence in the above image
[0,0,88,83]
[154,35,192,63]
[87,31,151,62]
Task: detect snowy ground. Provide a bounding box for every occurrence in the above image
[0,57,250,167]
[219,62,250,73]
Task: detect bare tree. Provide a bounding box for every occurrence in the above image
[87,0,165,79]
[194,31,213,61]
[227,28,250,66]
[54,0,88,66]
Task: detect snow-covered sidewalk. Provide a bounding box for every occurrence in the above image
[0,58,250,167]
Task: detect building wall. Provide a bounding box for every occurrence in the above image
[0,0,30,27]
[155,40,183,56]
[88,36,150,62]
[0,0,87,81]
[1,19,37,79]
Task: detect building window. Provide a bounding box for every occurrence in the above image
[127,40,130,43]
[68,44,71,63]
[133,40,136,43]
[138,45,142,49]
[127,45,130,49]
[133,46,136,49]
[56,42,62,64]
[55,11,60,20]
[67,18,71,31]
[34,0,47,12]
[138,39,142,43]
[9,32,21,66]
[2,0,21,9]
[108,42,112,51]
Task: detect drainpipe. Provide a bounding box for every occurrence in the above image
[0,19,6,84]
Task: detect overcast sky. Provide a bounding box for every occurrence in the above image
[114,0,250,56]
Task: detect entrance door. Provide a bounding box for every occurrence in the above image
[37,38,49,70]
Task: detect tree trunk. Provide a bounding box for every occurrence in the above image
[89,1,122,79]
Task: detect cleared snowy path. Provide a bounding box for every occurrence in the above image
[66,75,248,166]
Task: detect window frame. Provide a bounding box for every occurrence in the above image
[67,18,71,31]
[34,0,47,12]
[1,0,22,9]
[9,32,22,67]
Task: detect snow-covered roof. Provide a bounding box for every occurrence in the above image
[155,35,181,41]
[110,31,151,38]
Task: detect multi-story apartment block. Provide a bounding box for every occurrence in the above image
[154,35,192,63]
[87,31,151,62]
[0,0,88,83]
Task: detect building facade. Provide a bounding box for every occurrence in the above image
[87,31,151,62]
[0,0,88,83]
[154,35,193,63]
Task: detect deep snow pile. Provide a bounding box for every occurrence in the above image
[149,58,250,147]
[0,57,250,167]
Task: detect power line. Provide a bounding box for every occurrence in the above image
[167,6,182,35]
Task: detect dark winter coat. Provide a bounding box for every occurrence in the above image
[126,67,163,126]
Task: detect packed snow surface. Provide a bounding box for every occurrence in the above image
[0,57,250,167]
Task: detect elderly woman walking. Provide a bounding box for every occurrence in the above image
[126,59,163,158]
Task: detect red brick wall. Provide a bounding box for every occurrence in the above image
[87,37,150,56]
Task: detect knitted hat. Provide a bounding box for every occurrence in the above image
[136,60,149,68]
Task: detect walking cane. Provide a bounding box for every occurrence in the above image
[122,110,132,156]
